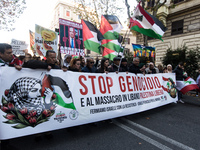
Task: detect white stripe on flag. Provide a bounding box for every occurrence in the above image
[90,31,101,44]
[132,6,152,29]
[151,23,165,36]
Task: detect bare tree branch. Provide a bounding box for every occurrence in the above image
[0,0,26,31]
[125,0,131,18]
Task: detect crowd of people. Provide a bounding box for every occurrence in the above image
[0,43,198,103]
[0,43,177,75]
[1,43,200,149]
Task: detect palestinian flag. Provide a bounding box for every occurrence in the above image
[101,39,123,60]
[81,19,104,54]
[132,44,155,57]
[100,15,123,60]
[42,74,76,110]
[176,77,199,94]
[130,4,167,41]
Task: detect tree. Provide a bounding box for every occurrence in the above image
[73,0,124,28]
[162,46,200,79]
[0,0,26,31]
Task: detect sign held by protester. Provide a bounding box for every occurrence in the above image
[0,67,177,140]
[59,18,84,56]
[35,24,58,57]
[11,39,28,56]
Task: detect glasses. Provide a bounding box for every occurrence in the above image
[90,62,94,64]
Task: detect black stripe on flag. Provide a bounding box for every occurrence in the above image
[47,75,72,98]
[83,20,104,41]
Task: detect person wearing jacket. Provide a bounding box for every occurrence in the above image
[81,57,97,73]
[23,50,60,70]
[173,62,187,103]
[0,43,22,70]
[129,57,145,74]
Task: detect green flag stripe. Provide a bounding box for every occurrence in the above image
[131,25,163,41]
[104,53,117,60]
[84,40,101,54]
[103,31,119,40]
[102,42,121,52]
[55,93,76,110]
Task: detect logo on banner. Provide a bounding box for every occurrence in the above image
[54,111,67,123]
[162,77,177,98]
[69,110,79,120]
[0,73,77,129]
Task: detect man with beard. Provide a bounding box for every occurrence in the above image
[23,50,60,70]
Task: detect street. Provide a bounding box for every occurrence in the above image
[1,95,200,150]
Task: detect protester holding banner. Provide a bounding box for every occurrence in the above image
[63,54,72,68]
[0,43,22,70]
[79,56,86,69]
[23,50,60,70]
[96,57,110,73]
[129,57,145,74]
[145,62,159,74]
[167,64,173,73]
[158,64,163,73]
[68,57,81,72]
[163,66,168,73]
[120,58,129,72]
[109,56,122,72]
[81,57,97,73]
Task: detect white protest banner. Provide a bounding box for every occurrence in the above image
[35,24,58,57]
[0,67,177,140]
[11,39,28,56]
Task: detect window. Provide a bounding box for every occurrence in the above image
[171,20,183,35]
[123,38,130,45]
[173,0,184,4]
[78,15,81,19]
[123,48,130,55]
[66,11,70,17]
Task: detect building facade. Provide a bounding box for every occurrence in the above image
[136,0,200,65]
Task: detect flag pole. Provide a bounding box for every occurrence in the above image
[117,22,133,72]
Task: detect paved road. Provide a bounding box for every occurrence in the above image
[1,95,200,150]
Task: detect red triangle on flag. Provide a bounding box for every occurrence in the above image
[101,39,113,45]
[41,75,53,97]
[100,15,113,35]
[102,47,115,57]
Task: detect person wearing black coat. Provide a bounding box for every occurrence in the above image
[109,56,122,72]
[129,57,145,74]
[23,50,60,70]
[173,62,187,103]
[81,57,97,73]
[173,62,187,81]
[120,58,129,72]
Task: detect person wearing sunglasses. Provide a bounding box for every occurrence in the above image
[81,57,97,73]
